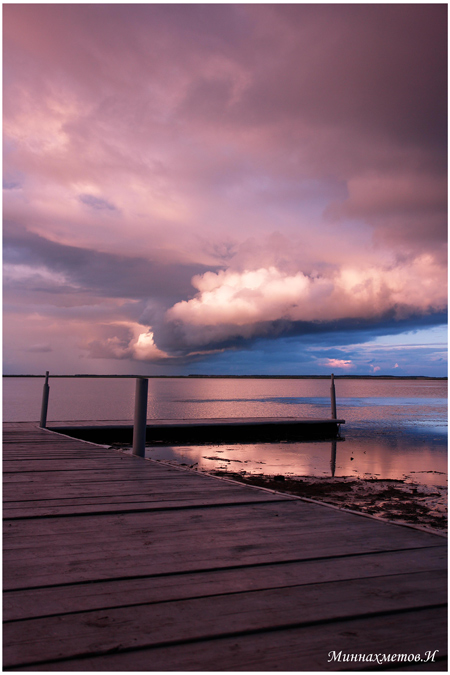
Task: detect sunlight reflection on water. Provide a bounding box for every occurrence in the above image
[143,436,447,487]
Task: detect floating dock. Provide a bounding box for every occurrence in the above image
[3,422,447,671]
[49,416,345,445]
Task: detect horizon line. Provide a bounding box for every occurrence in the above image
[2,374,447,380]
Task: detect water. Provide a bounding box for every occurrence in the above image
[3,377,447,486]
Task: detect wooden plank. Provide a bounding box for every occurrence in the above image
[2,446,115,454]
[3,522,442,567]
[3,422,447,671]
[2,482,282,501]
[2,498,343,533]
[3,476,290,513]
[17,606,447,672]
[4,497,444,541]
[2,467,249,483]
[2,472,189,484]
[3,570,446,668]
[3,492,288,520]
[7,445,107,451]
[3,462,149,473]
[4,506,443,558]
[2,492,285,509]
[3,481,268,500]
[2,470,262,487]
[2,483,229,500]
[5,515,396,560]
[2,475,222,492]
[4,487,274,509]
[3,546,446,622]
[2,493,289,518]
[4,529,445,591]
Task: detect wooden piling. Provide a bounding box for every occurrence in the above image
[132,377,148,457]
[330,373,337,420]
[39,371,50,428]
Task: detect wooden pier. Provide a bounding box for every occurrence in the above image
[3,422,447,671]
[49,416,345,445]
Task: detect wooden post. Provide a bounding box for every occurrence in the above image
[132,377,148,457]
[330,373,337,420]
[39,371,50,428]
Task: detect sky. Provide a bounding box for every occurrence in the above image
[3,3,448,376]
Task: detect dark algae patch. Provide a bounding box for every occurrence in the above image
[211,472,448,532]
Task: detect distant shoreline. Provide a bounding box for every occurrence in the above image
[2,374,447,380]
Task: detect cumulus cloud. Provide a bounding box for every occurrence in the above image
[164,256,446,350]
[130,329,170,362]
[85,323,170,362]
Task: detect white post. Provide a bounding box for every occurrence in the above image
[132,378,148,457]
[39,371,50,428]
[330,373,337,420]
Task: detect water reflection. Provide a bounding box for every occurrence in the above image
[331,440,336,477]
[145,432,447,488]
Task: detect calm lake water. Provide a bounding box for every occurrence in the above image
[3,377,447,486]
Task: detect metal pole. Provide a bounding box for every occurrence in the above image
[39,371,50,428]
[330,373,337,420]
[132,377,148,457]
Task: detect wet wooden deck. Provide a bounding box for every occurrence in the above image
[3,422,447,671]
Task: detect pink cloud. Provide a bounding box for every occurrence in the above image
[164,256,446,349]
[321,359,353,370]
[2,4,447,371]
[4,4,446,259]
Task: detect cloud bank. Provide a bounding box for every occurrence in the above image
[164,256,446,349]
[3,4,447,375]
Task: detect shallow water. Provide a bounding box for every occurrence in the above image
[3,377,447,486]
[141,434,447,487]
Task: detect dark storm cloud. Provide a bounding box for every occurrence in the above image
[261,4,446,146]
[3,222,216,303]
[153,308,448,358]
[179,4,446,151]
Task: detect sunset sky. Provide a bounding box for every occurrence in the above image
[3,3,447,376]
